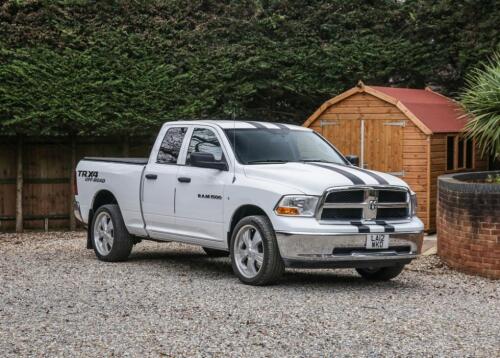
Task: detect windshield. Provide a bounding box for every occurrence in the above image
[224,129,347,165]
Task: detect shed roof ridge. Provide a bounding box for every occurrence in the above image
[303,83,467,134]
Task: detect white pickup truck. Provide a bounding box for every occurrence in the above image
[74,120,423,285]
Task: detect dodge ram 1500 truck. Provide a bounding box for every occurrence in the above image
[74,120,424,285]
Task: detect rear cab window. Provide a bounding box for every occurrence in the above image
[156,127,188,164]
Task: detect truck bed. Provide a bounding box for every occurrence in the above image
[83,157,149,165]
[76,157,147,236]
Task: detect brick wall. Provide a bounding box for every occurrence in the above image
[437,172,500,279]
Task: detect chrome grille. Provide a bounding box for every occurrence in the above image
[318,186,410,223]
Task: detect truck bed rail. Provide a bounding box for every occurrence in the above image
[82,157,148,165]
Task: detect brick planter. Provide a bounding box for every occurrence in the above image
[437,171,500,279]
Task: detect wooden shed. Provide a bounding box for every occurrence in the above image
[303,82,488,232]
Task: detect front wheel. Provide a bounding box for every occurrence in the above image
[230,215,284,286]
[356,264,405,281]
[91,204,133,262]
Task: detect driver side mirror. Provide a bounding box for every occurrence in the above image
[190,152,228,171]
[346,155,359,166]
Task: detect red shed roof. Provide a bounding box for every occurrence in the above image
[303,83,469,135]
[370,86,468,133]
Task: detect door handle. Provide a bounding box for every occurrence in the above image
[177,177,191,183]
[145,174,158,180]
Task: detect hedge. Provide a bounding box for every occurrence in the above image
[0,0,499,136]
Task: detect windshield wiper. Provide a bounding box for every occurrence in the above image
[246,159,289,164]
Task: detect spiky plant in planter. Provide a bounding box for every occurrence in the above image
[460,53,500,160]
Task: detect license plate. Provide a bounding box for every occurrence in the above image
[366,234,389,249]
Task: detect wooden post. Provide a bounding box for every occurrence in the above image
[15,135,23,233]
[122,136,130,157]
[69,137,76,231]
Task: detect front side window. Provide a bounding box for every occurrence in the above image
[157,127,187,164]
[186,128,224,164]
[224,129,346,165]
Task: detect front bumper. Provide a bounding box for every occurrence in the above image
[276,231,423,269]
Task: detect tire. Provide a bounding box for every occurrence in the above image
[202,247,228,257]
[91,204,133,262]
[356,264,405,281]
[230,215,284,286]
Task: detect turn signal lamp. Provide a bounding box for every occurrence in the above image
[275,207,300,215]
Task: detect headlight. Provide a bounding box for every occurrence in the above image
[275,195,319,217]
[410,193,418,217]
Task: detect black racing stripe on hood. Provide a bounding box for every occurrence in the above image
[306,163,365,185]
[342,165,389,185]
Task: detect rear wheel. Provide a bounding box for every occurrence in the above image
[91,204,133,262]
[230,215,284,286]
[202,247,228,257]
[356,264,405,281]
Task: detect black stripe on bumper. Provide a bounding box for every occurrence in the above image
[351,221,370,233]
[375,220,395,233]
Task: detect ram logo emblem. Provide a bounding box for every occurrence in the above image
[369,200,378,211]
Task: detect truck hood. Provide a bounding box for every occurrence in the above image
[243,162,409,196]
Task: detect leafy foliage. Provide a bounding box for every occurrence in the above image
[0,0,499,136]
[460,53,500,159]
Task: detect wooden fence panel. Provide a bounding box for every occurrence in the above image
[0,140,16,231]
[0,137,152,232]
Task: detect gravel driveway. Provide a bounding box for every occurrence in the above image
[1,232,499,357]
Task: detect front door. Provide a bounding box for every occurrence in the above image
[174,126,230,244]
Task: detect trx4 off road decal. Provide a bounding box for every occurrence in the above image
[78,170,105,183]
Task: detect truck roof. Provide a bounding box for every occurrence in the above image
[166,120,310,131]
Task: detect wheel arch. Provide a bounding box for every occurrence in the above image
[86,190,119,249]
[227,204,269,248]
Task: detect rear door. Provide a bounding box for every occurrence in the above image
[142,125,188,236]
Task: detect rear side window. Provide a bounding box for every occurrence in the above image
[157,127,187,164]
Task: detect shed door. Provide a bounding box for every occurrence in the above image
[363,119,404,175]
[320,119,361,159]
[320,118,404,176]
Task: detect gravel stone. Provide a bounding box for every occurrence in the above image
[0,232,499,357]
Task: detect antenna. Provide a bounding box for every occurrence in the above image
[232,108,236,183]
